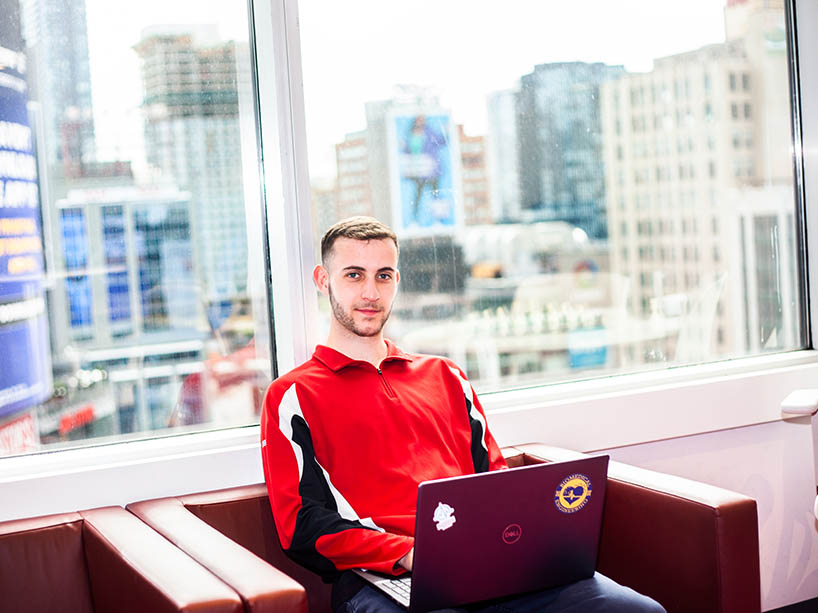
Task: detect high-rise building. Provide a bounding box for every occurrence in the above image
[330,91,471,311]
[310,178,340,243]
[725,186,799,355]
[134,27,249,304]
[361,99,395,227]
[486,88,521,222]
[601,0,792,364]
[19,0,95,172]
[50,185,205,435]
[517,62,624,239]
[458,125,491,226]
[356,88,466,235]
[334,88,485,236]
[334,130,372,221]
[51,186,201,350]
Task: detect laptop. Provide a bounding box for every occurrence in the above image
[354,455,609,612]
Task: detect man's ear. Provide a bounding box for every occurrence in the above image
[313,264,329,296]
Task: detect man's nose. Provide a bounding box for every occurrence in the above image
[361,278,379,301]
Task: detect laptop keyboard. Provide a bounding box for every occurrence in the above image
[378,575,412,606]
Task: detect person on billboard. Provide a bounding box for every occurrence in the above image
[400,115,449,225]
[259,216,665,612]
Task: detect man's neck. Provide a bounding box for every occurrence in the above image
[324,328,388,367]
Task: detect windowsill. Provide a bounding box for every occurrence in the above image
[482,349,818,451]
[484,349,818,410]
[2,349,817,521]
[0,426,261,481]
[0,425,265,521]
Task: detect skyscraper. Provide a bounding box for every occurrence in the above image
[334,130,372,222]
[517,62,624,239]
[486,88,521,223]
[19,0,95,172]
[50,185,205,435]
[52,186,200,349]
[134,27,249,304]
[601,0,793,363]
[458,125,491,226]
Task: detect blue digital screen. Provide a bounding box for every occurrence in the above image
[0,42,53,418]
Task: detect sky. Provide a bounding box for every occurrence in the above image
[82,0,728,179]
[84,0,249,173]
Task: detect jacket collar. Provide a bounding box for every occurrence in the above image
[313,339,413,372]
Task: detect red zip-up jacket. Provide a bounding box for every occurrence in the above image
[260,341,507,581]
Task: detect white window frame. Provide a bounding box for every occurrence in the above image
[1,0,817,522]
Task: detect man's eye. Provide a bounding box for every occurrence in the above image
[379,274,392,280]
[347,272,360,279]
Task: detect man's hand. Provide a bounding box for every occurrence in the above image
[398,547,414,572]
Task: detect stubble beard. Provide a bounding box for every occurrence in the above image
[328,285,392,338]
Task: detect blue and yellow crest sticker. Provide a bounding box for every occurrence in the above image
[554,473,593,514]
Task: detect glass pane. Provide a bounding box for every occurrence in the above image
[300,0,802,392]
[0,0,271,456]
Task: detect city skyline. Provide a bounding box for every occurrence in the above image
[299,0,728,177]
[322,0,797,387]
[74,0,729,179]
[1,0,264,451]
[2,0,799,451]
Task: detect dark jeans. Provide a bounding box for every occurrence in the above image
[334,572,666,612]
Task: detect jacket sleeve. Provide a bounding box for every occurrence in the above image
[447,364,507,473]
[260,380,413,581]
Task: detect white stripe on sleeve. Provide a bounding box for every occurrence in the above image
[449,366,488,452]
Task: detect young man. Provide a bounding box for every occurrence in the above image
[260,217,665,612]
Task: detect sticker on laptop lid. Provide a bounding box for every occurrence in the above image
[433,502,456,531]
[554,473,592,514]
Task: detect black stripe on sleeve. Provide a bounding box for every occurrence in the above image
[286,414,378,581]
[465,397,490,474]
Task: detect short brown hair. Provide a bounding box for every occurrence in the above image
[320,216,399,266]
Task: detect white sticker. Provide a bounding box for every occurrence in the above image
[433,501,456,531]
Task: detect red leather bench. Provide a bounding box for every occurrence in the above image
[512,443,761,613]
[128,488,308,613]
[0,506,245,613]
[128,444,760,613]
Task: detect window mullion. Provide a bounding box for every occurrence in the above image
[793,0,818,349]
[252,0,318,375]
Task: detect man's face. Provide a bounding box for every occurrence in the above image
[316,237,400,338]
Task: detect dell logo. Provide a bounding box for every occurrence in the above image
[502,523,522,544]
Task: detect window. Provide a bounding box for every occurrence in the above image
[0,0,813,506]
[0,0,271,457]
[297,0,802,393]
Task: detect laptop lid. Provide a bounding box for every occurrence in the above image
[408,455,609,612]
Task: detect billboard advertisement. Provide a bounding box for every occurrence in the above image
[0,37,53,419]
[388,110,462,235]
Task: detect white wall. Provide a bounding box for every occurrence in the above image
[600,418,818,611]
